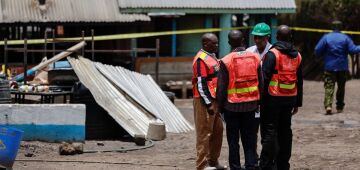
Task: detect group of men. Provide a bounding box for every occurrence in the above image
[192,20,360,170]
[192,23,303,170]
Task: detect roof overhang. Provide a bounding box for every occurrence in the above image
[120,8,296,14]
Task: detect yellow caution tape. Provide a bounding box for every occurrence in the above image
[0,27,247,46]
[1,26,360,46]
[291,27,360,35]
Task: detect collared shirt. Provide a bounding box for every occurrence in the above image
[246,42,272,60]
[315,31,360,71]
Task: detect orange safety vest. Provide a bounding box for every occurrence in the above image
[268,48,302,96]
[222,51,261,103]
[192,50,219,98]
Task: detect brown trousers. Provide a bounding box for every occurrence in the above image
[193,98,223,170]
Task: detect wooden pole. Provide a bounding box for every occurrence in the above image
[52,29,56,68]
[91,29,94,61]
[24,39,28,84]
[155,39,160,84]
[81,31,85,57]
[4,38,8,77]
[14,41,86,82]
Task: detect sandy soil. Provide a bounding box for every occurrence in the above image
[12,80,360,170]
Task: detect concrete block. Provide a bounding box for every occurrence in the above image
[0,104,85,142]
[147,120,166,141]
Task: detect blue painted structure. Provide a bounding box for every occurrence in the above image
[205,16,213,28]
[219,14,231,58]
[172,18,177,57]
[0,104,86,142]
[271,16,278,44]
[7,125,84,142]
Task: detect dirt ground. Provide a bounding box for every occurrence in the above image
[12,80,360,170]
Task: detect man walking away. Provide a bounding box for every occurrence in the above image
[315,20,360,115]
[260,25,303,170]
[192,33,226,170]
[217,30,263,170]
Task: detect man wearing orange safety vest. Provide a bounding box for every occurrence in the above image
[192,33,226,170]
[217,30,263,170]
[259,25,303,170]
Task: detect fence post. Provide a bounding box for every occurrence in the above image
[81,31,85,57]
[131,38,137,70]
[4,38,8,77]
[44,30,48,59]
[24,39,28,85]
[91,29,95,61]
[155,38,160,84]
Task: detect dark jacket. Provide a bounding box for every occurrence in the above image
[217,47,263,113]
[262,41,303,107]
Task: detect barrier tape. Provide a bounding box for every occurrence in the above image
[291,27,360,35]
[1,26,360,46]
[0,27,247,46]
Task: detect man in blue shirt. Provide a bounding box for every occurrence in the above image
[315,21,360,114]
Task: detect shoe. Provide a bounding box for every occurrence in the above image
[337,109,343,113]
[213,164,228,170]
[208,160,228,170]
[203,166,217,170]
[325,107,332,115]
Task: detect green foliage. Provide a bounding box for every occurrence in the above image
[278,0,360,79]
[291,0,360,30]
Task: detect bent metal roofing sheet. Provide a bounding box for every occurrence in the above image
[68,56,193,138]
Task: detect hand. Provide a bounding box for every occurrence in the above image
[291,107,298,115]
[207,104,215,115]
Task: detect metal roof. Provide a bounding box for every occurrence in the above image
[0,0,150,23]
[68,56,193,137]
[118,0,296,14]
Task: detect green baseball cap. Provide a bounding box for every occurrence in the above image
[251,22,271,36]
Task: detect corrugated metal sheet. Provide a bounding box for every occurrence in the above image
[0,0,150,23]
[68,57,193,137]
[95,62,193,133]
[68,57,152,137]
[118,0,296,10]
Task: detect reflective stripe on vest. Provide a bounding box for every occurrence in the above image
[269,81,296,89]
[268,48,301,96]
[222,51,261,103]
[227,86,258,94]
[199,52,208,60]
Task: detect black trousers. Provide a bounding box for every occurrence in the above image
[224,110,257,170]
[260,106,293,170]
